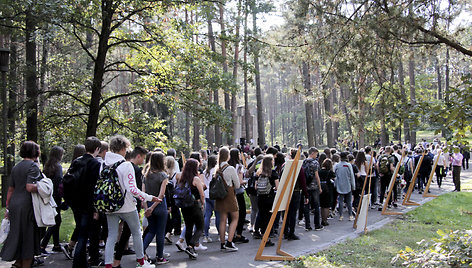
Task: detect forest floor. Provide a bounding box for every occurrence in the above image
[0,168,470,268]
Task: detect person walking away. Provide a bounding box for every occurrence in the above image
[434,150,446,188]
[228,149,249,244]
[40,146,65,254]
[334,152,356,221]
[142,152,169,265]
[462,147,470,170]
[254,155,279,246]
[177,159,205,259]
[300,148,321,232]
[377,146,396,210]
[1,141,42,268]
[451,146,463,192]
[103,135,159,268]
[202,155,219,243]
[318,159,336,226]
[215,147,240,252]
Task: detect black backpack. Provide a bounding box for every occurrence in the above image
[63,156,89,207]
[302,158,317,186]
[209,165,229,200]
[173,183,195,208]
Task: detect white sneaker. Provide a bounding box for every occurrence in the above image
[175,240,186,252]
[194,244,208,251]
[298,220,305,226]
[349,216,355,221]
[202,236,212,243]
[339,216,344,221]
[137,259,155,268]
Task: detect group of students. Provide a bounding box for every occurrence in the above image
[1,136,466,268]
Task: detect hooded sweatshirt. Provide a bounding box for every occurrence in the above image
[104,151,153,214]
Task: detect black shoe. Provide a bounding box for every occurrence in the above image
[265,240,275,247]
[61,245,73,260]
[378,207,382,211]
[244,219,250,224]
[321,221,329,226]
[393,203,398,208]
[40,248,50,256]
[253,232,262,239]
[184,247,198,259]
[287,234,300,241]
[223,241,238,252]
[233,235,249,243]
[32,257,45,267]
[52,246,62,252]
[122,249,135,255]
[305,227,313,231]
[315,226,324,231]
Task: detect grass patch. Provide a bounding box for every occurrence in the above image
[286,192,472,268]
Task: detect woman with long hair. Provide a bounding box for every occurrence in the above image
[228,148,249,244]
[142,152,169,264]
[253,155,279,246]
[40,146,65,254]
[164,156,180,244]
[178,159,205,259]
[215,147,240,252]
[1,141,41,268]
[353,151,368,209]
[319,159,336,226]
[203,155,219,243]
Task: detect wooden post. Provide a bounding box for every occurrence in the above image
[254,148,301,261]
[423,149,441,198]
[353,152,373,229]
[382,152,405,215]
[402,151,425,206]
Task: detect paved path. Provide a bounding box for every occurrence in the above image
[1,169,470,268]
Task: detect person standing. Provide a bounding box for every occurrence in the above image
[1,141,42,268]
[301,148,322,231]
[451,147,464,192]
[377,147,396,208]
[228,148,249,244]
[434,150,446,188]
[202,155,219,243]
[334,152,356,221]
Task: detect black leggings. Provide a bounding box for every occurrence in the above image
[236,193,246,235]
[181,203,204,247]
[41,208,62,248]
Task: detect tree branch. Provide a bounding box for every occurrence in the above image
[415,25,472,57]
[99,90,144,110]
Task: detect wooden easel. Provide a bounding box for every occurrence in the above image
[254,148,301,261]
[402,151,425,206]
[381,152,405,215]
[181,152,186,165]
[423,150,441,198]
[353,152,374,230]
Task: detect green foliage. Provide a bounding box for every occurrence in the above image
[392,229,472,267]
[287,255,340,268]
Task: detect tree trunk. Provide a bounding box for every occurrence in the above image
[445,48,450,103]
[357,77,366,148]
[408,51,417,145]
[340,85,352,137]
[302,62,315,147]
[332,86,339,143]
[207,15,222,147]
[323,87,334,148]
[185,111,190,146]
[219,3,231,145]
[193,117,200,150]
[86,0,114,138]
[243,1,250,145]
[399,56,410,143]
[435,56,442,100]
[252,8,265,147]
[25,11,38,142]
[231,0,242,147]
[7,35,18,176]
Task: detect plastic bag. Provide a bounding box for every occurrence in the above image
[0,218,10,244]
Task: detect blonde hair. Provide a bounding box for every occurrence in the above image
[165,156,176,176]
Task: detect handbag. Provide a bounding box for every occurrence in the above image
[0,218,10,244]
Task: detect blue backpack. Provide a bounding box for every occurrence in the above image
[173,183,195,208]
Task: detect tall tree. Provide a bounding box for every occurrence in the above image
[218,2,231,145]
[25,9,38,142]
[252,2,265,147]
[408,51,417,144]
[302,62,315,147]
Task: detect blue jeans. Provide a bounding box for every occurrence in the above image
[105,210,144,265]
[204,198,220,237]
[338,192,353,218]
[143,199,168,258]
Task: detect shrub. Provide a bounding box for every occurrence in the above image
[392,229,472,267]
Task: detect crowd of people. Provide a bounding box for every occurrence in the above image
[0,136,469,268]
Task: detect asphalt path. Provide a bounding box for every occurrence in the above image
[1,168,470,268]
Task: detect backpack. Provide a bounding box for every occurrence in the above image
[173,182,195,208]
[379,155,391,174]
[302,158,318,186]
[209,165,229,200]
[63,156,89,207]
[403,157,413,182]
[256,175,272,195]
[93,160,126,213]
